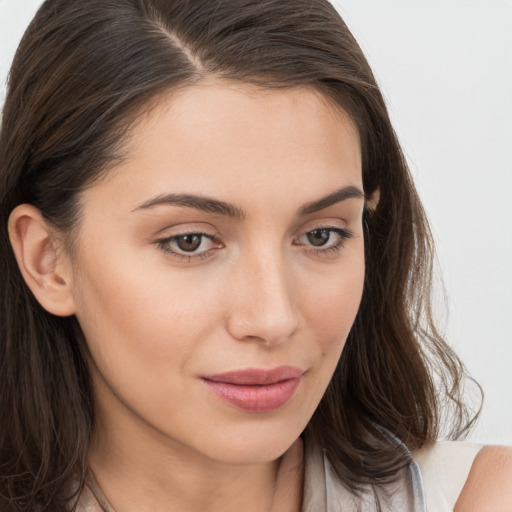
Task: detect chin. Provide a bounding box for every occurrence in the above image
[205,441,295,465]
[191,420,306,465]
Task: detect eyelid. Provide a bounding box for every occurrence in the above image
[153,221,355,263]
[294,225,354,244]
[152,222,218,238]
[154,230,223,262]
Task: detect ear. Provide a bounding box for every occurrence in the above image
[366,186,380,212]
[8,204,76,317]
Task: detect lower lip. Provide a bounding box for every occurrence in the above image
[202,377,301,412]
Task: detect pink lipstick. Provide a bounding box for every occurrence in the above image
[201,366,303,412]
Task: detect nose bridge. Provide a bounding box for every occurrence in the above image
[227,241,299,345]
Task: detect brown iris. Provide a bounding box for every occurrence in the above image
[306,229,330,247]
[176,234,203,252]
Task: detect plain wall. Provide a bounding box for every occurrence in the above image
[332,0,512,445]
[1,0,511,444]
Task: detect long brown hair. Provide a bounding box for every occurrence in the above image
[0,0,479,510]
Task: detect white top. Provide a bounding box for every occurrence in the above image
[76,439,484,511]
[414,441,483,511]
[302,438,484,511]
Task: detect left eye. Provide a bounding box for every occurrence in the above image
[305,229,332,247]
[296,227,353,250]
[173,234,207,252]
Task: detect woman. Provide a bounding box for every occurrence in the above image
[0,0,511,510]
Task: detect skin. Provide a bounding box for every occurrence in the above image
[76,83,365,512]
[454,445,512,511]
[39,82,366,511]
[8,81,512,511]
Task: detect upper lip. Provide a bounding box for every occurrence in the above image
[202,366,304,385]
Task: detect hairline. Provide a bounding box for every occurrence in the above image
[63,76,363,256]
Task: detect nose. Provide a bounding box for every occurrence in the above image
[225,250,300,346]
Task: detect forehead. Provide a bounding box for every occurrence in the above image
[81,81,363,215]
[125,81,361,154]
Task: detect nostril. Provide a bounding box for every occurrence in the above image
[226,306,299,346]
[225,256,299,344]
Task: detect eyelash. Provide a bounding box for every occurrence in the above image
[155,232,220,262]
[296,227,354,256]
[155,226,354,262]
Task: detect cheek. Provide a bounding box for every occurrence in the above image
[72,246,223,381]
[303,248,365,373]
[307,251,365,338]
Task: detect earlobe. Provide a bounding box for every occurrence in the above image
[8,204,76,317]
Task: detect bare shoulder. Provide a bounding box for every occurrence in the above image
[454,445,512,511]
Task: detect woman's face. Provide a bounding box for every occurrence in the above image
[71,82,365,464]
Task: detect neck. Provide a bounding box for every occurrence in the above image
[87,413,304,512]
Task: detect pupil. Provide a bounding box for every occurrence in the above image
[177,234,202,252]
[307,229,330,247]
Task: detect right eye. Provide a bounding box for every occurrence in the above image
[155,232,222,261]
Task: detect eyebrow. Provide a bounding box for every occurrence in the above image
[133,193,246,220]
[133,185,363,219]
[297,185,363,215]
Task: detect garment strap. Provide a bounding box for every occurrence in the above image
[413,441,483,511]
[75,471,115,512]
[302,436,427,512]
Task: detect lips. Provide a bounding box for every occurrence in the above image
[201,366,304,412]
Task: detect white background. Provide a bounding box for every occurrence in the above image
[1,0,511,444]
